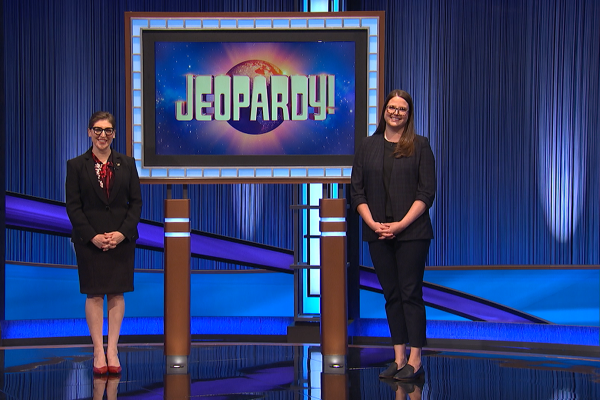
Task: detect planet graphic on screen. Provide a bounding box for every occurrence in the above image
[226,60,285,135]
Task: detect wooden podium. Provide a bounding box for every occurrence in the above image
[164,198,191,375]
[319,198,348,374]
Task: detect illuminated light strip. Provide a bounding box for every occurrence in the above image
[129,14,380,180]
[321,232,346,237]
[164,218,189,223]
[320,217,345,223]
[164,232,190,238]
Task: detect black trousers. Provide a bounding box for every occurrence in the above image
[368,239,430,347]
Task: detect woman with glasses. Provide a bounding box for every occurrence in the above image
[66,111,142,376]
[351,90,436,381]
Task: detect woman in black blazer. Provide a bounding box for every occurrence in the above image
[351,90,436,381]
[66,111,142,375]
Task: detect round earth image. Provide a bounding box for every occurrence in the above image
[226,60,285,135]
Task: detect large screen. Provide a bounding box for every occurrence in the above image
[142,29,368,168]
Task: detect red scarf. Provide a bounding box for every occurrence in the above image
[92,152,114,199]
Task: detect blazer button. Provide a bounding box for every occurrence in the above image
[105,206,110,211]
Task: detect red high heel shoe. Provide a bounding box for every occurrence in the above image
[108,365,122,374]
[93,366,108,375]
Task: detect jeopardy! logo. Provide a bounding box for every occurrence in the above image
[175,60,335,134]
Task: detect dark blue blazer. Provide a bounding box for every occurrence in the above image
[66,147,142,245]
[351,133,436,242]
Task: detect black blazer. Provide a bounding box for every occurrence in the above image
[351,133,436,242]
[66,147,142,245]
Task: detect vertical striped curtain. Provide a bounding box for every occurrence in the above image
[355,0,599,265]
[4,0,599,267]
[4,0,299,269]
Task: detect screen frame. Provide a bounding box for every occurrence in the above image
[125,12,385,183]
[142,28,367,168]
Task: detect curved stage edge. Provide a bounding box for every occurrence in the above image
[5,193,550,323]
[3,193,599,352]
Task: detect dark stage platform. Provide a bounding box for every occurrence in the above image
[1,341,598,399]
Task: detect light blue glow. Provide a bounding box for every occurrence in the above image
[326,19,343,28]
[133,90,141,107]
[150,169,167,177]
[369,107,377,124]
[321,232,345,237]
[133,106,141,124]
[131,19,148,36]
[220,19,236,28]
[168,169,185,177]
[132,55,141,72]
[369,54,377,72]
[537,70,586,243]
[164,218,189,223]
[238,169,255,177]
[203,169,219,177]
[186,169,203,177]
[203,20,219,28]
[303,269,321,313]
[132,37,140,54]
[133,125,141,142]
[149,19,166,28]
[167,20,184,28]
[238,20,254,29]
[369,36,377,53]
[256,169,273,177]
[291,19,307,28]
[137,161,149,177]
[256,19,272,28]
[133,73,141,90]
[184,20,202,28]
[369,71,377,88]
[308,19,325,28]
[164,232,190,238]
[310,0,328,12]
[369,89,377,105]
[320,218,345,223]
[273,19,290,28]
[291,169,307,177]
[221,169,237,177]
[133,143,141,159]
[343,19,360,27]
[273,168,289,177]
[362,18,378,35]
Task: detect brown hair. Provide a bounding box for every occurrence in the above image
[374,90,416,158]
[88,111,116,130]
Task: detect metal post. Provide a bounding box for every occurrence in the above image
[319,198,347,374]
[164,199,191,374]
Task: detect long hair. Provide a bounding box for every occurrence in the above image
[373,90,416,158]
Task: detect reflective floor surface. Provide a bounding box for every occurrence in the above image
[1,342,599,399]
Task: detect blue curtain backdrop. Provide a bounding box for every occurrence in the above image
[4,0,599,269]
[355,0,600,265]
[3,0,300,270]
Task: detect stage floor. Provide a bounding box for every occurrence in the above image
[1,342,599,399]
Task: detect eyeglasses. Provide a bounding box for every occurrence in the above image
[91,127,115,136]
[386,105,409,115]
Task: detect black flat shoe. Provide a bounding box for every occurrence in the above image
[397,380,424,393]
[393,364,424,381]
[378,362,402,379]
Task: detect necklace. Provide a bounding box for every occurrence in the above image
[384,132,398,144]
